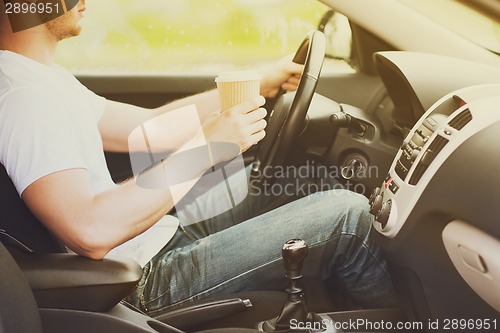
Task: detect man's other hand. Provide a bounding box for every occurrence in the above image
[260,54,304,98]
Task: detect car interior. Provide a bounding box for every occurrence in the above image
[1,0,500,332]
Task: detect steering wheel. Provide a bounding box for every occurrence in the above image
[252,30,326,182]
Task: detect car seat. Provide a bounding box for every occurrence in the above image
[0,241,267,333]
[0,164,65,253]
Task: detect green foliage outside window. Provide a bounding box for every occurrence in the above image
[55,0,331,72]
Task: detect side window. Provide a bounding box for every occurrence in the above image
[55,0,353,73]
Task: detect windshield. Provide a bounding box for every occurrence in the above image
[400,0,500,54]
[55,0,331,72]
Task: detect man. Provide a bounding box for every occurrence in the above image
[0,0,397,316]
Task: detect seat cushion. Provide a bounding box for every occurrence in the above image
[0,244,43,333]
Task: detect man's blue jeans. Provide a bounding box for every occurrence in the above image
[124,167,398,316]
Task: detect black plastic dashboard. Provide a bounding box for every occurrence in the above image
[367,51,500,326]
[374,51,500,130]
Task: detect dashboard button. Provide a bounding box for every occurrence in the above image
[389,180,399,194]
[369,187,381,205]
[377,200,392,229]
[370,194,383,216]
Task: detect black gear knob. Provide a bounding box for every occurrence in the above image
[261,239,319,332]
[282,239,308,279]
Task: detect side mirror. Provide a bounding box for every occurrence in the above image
[318,10,352,63]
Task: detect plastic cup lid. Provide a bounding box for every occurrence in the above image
[215,70,261,83]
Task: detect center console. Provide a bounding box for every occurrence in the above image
[369,84,500,238]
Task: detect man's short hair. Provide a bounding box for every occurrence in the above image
[0,2,4,25]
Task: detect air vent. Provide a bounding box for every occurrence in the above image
[448,109,472,130]
[409,135,449,185]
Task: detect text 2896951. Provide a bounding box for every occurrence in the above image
[5,1,60,15]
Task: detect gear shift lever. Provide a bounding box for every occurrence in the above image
[282,239,309,280]
[261,239,322,332]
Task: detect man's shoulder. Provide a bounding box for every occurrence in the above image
[0,68,51,100]
[0,55,58,104]
[0,51,65,96]
[0,85,64,125]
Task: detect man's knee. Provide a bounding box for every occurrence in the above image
[338,191,374,239]
[310,189,372,234]
[308,189,369,212]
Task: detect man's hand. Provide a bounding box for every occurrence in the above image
[260,54,304,98]
[202,95,267,159]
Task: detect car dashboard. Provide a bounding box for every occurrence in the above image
[361,52,500,325]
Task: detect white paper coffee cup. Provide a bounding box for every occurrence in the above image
[215,71,261,112]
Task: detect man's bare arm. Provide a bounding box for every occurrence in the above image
[22,97,267,260]
[22,168,178,260]
[99,56,303,153]
[99,90,221,153]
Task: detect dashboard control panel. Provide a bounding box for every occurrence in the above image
[395,114,447,182]
[369,84,500,238]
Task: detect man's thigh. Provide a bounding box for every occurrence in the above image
[138,189,376,315]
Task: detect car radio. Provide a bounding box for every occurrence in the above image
[369,84,500,238]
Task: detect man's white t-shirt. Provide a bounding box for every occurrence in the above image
[0,50,178,266]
